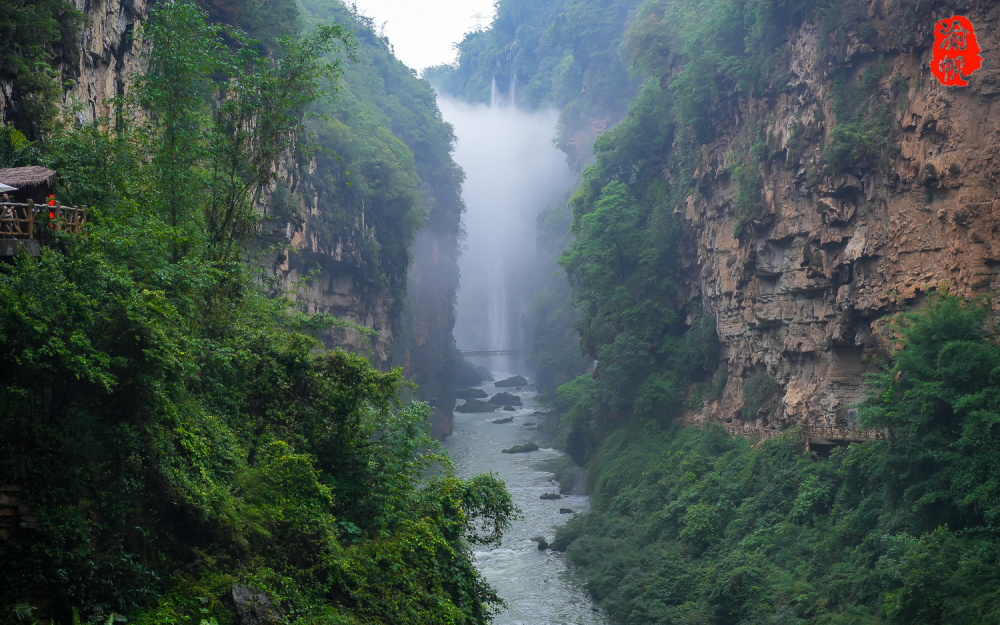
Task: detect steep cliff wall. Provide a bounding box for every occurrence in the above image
[67,0,147,125]
[687,0,1000,428]
[405,228,461,438]
[0,0,145,128]
[258,194,397,366]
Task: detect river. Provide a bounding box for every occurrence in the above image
[443,361,607,625]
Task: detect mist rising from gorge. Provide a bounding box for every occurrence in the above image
[437,95,577,358]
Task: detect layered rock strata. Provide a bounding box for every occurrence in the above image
[687,1,1000,428]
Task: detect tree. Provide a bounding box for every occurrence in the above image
[136,2,355,263]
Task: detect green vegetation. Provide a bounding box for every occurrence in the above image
[296,1,466,421]
[554,293,1000,624]
[425,0,641,168]
[823,60,894,175]
[627,0,816,142]
[0,125,38,167]
[741,372,779,419]
[0,4,511,623]
[297,1,429,292]
[554,77,718,463]
[730,159,764,238]
[526,200,590,398]
[2,0,466,429]
[197,0,301,50]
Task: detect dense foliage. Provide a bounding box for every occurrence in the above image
[553,77,719,463]
[196,0,301,50]
[1,0,467,430]
[0,5,512,623]
[524,199,590,398]
[294,1,466,422]
[553,293,1000,624]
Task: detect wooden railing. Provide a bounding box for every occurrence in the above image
[1,201,87,240]
[0,485,37,540]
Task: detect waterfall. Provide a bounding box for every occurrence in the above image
[488,253,508,349]
[439,96,575,354]
[489,74,516,109]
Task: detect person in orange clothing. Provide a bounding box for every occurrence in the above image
[47,194,56,228]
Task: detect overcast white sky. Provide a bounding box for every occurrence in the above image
[347,0,497,71]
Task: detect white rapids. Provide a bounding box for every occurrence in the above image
[444,363,607,625]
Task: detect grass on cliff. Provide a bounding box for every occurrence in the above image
[554,293,1000,624]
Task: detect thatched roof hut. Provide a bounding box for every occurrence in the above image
[0,166,56,188]
[0,166,56,202]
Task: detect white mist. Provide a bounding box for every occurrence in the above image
[438,95,577,354]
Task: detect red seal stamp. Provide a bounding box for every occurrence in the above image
[931,15,982,87]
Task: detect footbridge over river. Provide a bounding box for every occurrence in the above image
[459,349,524,357]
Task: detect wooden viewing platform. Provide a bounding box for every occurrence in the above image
[460,349,522,357]
[1,200,86,256]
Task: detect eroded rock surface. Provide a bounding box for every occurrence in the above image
[687,2,1000,429]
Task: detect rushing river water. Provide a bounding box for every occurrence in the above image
[443,363,607,625]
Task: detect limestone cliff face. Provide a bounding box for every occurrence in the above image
[258,204,397,367]
[68,0,148,124]
[0,0,146,126]
[687,0,1000,428]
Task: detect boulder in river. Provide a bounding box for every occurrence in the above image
[532,536,549,550]
[492,416,514,424]
[502,442,539,454]
[503,405,516,411]
[454,358,491,387]
[559,508,575,514]
[455,387,489,400]
[456,399,499,413]
[489,392,522,406]
[540,492,561,500]
[495,375,528,387]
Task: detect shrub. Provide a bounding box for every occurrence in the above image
[742,373,780,419]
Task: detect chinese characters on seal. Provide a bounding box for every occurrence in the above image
[931,16,982,87]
